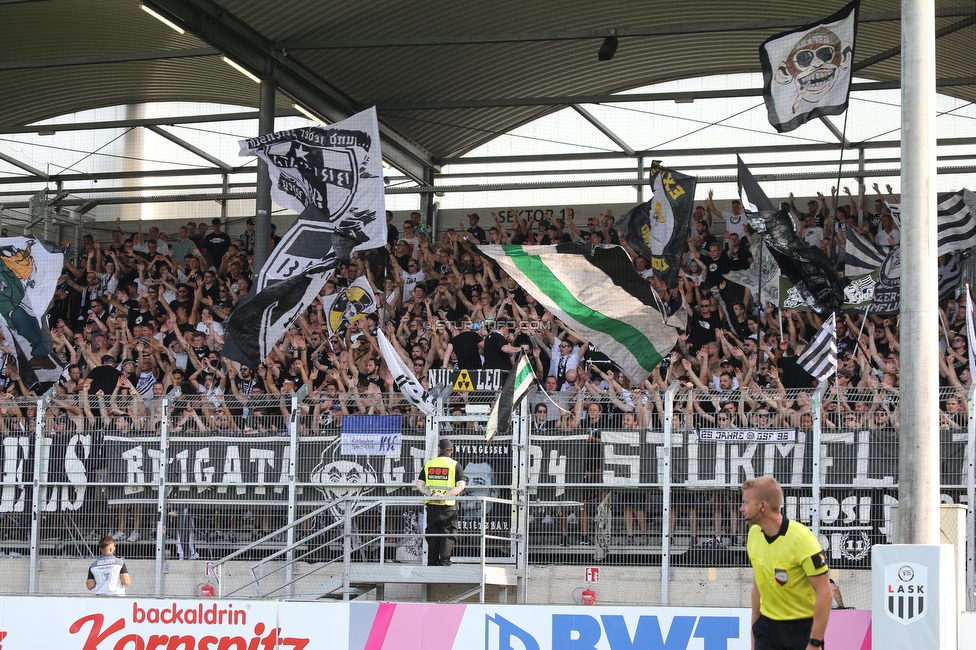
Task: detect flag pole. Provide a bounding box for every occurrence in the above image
[756,237,764,385]
[850,305,871,358]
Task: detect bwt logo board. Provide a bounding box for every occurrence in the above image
[486,613,740,650]
[884,562,927,624]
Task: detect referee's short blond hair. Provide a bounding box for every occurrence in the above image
[742,476,783,512]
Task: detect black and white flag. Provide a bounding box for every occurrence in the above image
[737,155,776,213]
[376,329,435,415]
[796,313,837,381]
[225,108,386,367]
[843,228,893,277]
[760,0,860,133]
[320,275,377,337]
[615,161,697,289]
[888,189,976,256]
[740,158,844,317]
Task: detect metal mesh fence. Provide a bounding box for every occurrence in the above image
[0,383,972,609]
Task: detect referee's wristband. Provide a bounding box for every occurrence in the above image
[809,639,824,648]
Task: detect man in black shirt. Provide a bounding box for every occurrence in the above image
[483,322,522,371]
[465,213,487,244]
[203,218,231,263]
[687,297,723,349]
[442,319,483,371]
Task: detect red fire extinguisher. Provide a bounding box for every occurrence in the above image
[200,584,214,598]
[582,588,596,605]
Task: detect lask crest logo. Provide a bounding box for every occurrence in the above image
[885,562,927,624]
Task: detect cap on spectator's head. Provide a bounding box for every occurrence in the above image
[211,218,222,225]
[246,218,255,225]
[101,355,116,365]
[122,358,137,368]
[808,200,818,206]
[837,368,853,379]
[467,213,480,221]
[747,334,759,341]
[438,438,454,452]
[721,358,738,368]
[139,336,151,345]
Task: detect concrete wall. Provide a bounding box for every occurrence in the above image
[0,558,874,609]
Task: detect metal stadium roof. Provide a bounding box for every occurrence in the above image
[0,0,974,207]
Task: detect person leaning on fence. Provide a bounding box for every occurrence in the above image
[415,438,466,566]
[87,535,131,596]
[741,476,831,650]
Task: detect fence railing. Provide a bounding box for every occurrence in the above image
[0,382,971,609]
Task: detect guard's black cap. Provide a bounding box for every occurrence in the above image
[438,438,454,452]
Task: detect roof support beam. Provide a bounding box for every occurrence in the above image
[854,13,976,72]
[0,47,218,71]
[381,77,976,111]
[278,7,976,50]
[571,105,635,156]
[442,136,976,165]
[145,125,232,171]
[818,117,851,147]
[5,160,976,209]
[0,110,299,135]
[0,165,257,187]
[0,152,49,180]
[145,0,437,184]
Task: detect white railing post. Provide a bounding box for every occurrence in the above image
[811,382,828,539]
[966,382,976,610]
[661,381,680,606]
[154,397,171,596]
[28,388,55,595]
[284,385,308,598]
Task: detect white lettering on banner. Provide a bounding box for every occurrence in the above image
[219,446,244,495]
[550,449,567,497]
[601,431,640,486]
[697,428,796,442]
[121,447,145,496]
[194,448,214,485]
[250,449,276,495]
[0,435,30,512]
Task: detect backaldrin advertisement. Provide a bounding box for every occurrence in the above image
[0,597,873,650]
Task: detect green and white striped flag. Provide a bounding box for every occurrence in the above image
[485,352,536,440]
[480,243,682,383]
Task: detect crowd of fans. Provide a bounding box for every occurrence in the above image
[3,180,969,551]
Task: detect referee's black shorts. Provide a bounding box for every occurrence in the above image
[752,614,816,650]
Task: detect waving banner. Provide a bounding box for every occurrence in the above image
[226,107,386,367]
[760,0,860,133]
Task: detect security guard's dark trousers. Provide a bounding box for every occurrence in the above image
[425,503,458,566]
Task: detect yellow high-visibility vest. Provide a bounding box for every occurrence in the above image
[423,455,458,506]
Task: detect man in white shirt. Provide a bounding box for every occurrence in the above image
[875,214,900,245]
[705,191,748,239]
[87,536,131,596]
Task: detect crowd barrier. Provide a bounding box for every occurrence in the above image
[0,382,972,610]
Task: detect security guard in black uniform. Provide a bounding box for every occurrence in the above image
[415,438,467,566]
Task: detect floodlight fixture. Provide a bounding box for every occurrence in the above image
[222,56,261,83]
[140,4,185,35]
[292,104,329,126]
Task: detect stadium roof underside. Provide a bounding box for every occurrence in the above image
[1,0,975,213]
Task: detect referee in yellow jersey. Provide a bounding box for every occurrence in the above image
[740,476,831,650]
